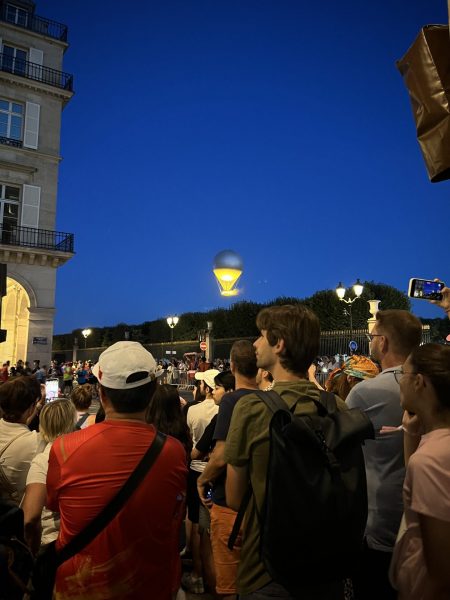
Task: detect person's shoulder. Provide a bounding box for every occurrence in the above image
[163,433,188,459]
[221,388,256,408]
[51,422,104,457]
[30,442,51,468]
[346,376,378,403]
[228,390,267,421]
[0,421,38,443]
[187,401,204,417]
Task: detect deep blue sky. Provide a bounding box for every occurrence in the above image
[37,0,449,333]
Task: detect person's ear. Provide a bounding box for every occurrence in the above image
[98,385,108,408]
[274,338,285,355]
[415,373,425,392]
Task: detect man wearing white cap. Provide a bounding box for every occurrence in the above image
[183,368,219,593]
[46,342,187,600]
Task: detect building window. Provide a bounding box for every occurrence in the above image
[1,44,27,76]
[5,4,28,27]
[0,184,20,243]
[0,99,24,143]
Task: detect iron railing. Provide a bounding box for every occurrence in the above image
[0,53,73,91]
[0,224,74,253]
[0,135,22,148]
[318,325,431,357]
[0,6,68,41]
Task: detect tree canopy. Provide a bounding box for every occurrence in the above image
[53,281,445,350]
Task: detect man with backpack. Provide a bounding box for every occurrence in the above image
[224,304,371,599]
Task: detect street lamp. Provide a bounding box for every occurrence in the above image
[166,316,179,358]
[81,328,92,349]
[335,279,364,338]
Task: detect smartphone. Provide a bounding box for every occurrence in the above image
[45,378,59,402]
[408,278,444,301]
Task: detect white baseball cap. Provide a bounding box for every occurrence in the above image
[92,341,158,390]
[194,369,220,390]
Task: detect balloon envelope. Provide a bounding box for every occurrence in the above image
[213,250,243,296]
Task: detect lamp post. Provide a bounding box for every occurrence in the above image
[335,279,364,339]
[166,316,179,358]
[81,328,91,349]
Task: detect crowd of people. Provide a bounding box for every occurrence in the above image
[0,287,449,599]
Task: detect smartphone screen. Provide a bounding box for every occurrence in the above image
[45,378,59,401]
[408,279,444,301]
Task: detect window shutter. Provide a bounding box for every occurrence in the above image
[29,47,43,66]
[23,102,40,149]
[28,47,43,83]
[21,185,40,228]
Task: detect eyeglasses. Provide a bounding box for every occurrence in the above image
[365,333,383,342]
[392,368,417,384]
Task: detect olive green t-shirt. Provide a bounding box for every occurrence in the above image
[224,380,346,596]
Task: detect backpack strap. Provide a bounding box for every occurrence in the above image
[76,413,89,430]
[228,484,252,550]
[318,390,338,414]
[253,389,290,413]
[0,430,30,459]
[228,389,290,551]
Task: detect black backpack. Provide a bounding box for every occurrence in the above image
[0,500,34,600]
[229,389,374,595]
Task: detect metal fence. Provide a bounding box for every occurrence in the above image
[0,6,68,41]
[52,326,432,364]
[0,224,74,253]
[0,53,73,91]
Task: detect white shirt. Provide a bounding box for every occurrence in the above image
[0,419,40,504]
[26,442,60,545]
[187,398,218,472]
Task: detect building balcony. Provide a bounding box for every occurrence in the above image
[0,224,74,252]
[0,6,68,42]
[0,53,73,91]
[0,135,23,148]
[0,224,74,268]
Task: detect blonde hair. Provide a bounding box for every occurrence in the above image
[39,399,77,443]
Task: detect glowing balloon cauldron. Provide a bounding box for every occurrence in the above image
[213,250,243,297]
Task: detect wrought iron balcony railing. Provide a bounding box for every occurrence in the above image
[0,135,22,148]
[0,224,74,253]
[0,53,73,91]
[0,6,68,42]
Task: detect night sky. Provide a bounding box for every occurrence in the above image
[36,0,449,333]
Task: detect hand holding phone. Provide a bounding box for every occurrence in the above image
[45,378,59,402]
[408,278,445,301]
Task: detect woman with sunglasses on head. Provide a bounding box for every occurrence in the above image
[391,343,450,600]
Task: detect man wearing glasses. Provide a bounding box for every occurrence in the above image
[347,310,422,600]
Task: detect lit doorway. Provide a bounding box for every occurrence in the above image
[0,277,30,364]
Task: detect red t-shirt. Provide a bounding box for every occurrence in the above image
[47,420,187,600]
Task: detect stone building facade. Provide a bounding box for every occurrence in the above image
[0,0,73,366]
